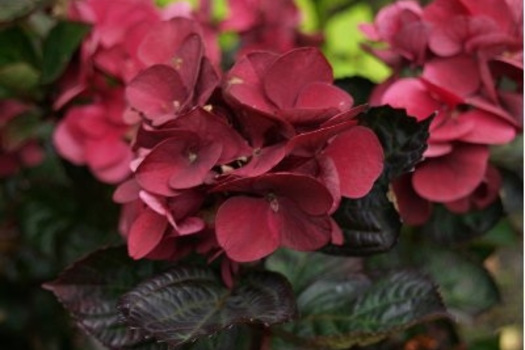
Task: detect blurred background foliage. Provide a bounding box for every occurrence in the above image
[0,0,522,349]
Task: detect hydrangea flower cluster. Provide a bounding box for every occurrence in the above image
[0,100,44,178]
[361,0,523,224]
[109,17,384,273]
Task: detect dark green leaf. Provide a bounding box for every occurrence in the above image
[0,0,45,22]
[41,21,90,84]
[358,106,432,182]
[422,249,500,316]
[266,249,363,294]
[43,246,167,349]
[334,76,375,105]
[422,201,503,245]
[288,271,447,349]
[323,183,401,256]
[119,267,297,347]
[0,26,39,67]
[499,168,523,232]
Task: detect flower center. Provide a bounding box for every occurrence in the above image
[266,193,279,212]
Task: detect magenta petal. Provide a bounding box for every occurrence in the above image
[172,34,203,91]
[413,144,489,202]
[264,48,333,109]
[422,55,480,97]
[126,64,187,124]
[459,109,517,144]
[216,197,279,262]
[271,197,332,251]
[429,112,474,143]
[127,208,168,260]
[295,82,353,112]
[323,126,384,199]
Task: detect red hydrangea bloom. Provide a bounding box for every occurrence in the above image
[364,0,522,224]
[116,42,384,267]
[53,88,133,183]
[0,100,44,177]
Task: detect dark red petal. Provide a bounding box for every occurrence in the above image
[381,78,440,121]
[233,143,286,177]
[459,109,517,144]
[413,144,489,202]
[216,197,279,262]
[257,173,334,216]
[264,48,333,109]
[127,208,168,259]
[168,141,222,189]
[295,82,353,112]
[126,64,187,125]
[392,173,432,226]
[135,134,197,196]
[422,55,480,97]
[323,126,384,199]
[270,197,332,251]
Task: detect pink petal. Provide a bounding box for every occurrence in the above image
[424,142,453,157]
[85,137,131,171]
[422,55,480,97]
[94,160,133,184]
[216,197,279,262]
[126,65,187,125]
[172,34,203,93]
[323,126,384,199]
[264,48,333,109]
[53,121,85,165]
[429,111,474,143]
[127,208,168,260]
[381,78,441,121]
[113,179,141,203]
[459,109,517,144]
[413,143,489,202]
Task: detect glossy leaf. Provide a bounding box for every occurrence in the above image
[41,21,90,84]
[266,249,363,294]
[358,106,432,182]
[0,26,39,67]
[423,249,500,316]
[422,201,503,245]
[43,246,166,349]
[119,267,297,347]
[323,183,401,256]
[287,271,447,349]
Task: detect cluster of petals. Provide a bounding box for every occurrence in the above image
[0,100,44,178]
[116,33,384,265]
[53,0,212,184]
[362,0,523,224]
[221,0,323,57]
